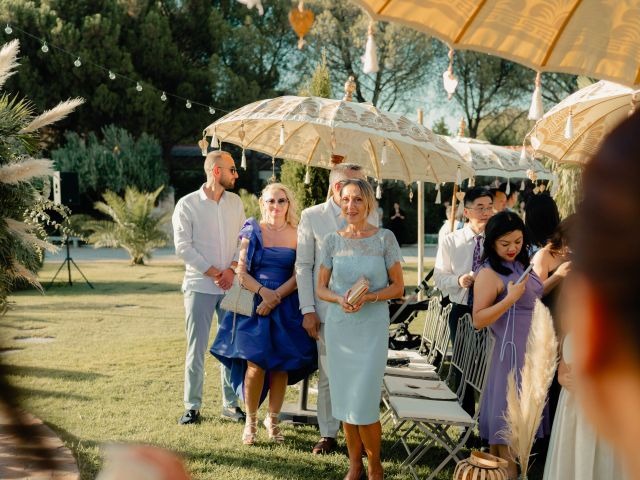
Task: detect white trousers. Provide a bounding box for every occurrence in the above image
[317,323,341,438]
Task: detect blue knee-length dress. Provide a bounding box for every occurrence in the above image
[320,229,402,425]
[210,218,317,404]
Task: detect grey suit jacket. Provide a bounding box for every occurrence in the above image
[295,199,378,322]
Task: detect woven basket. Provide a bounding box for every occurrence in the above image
[453,451,508,480]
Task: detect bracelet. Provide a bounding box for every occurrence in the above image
[375,294,379,302]
[257,286,264,295]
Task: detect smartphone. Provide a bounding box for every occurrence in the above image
[516,264,534,284]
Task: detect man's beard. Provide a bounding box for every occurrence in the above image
[219,177,236,190]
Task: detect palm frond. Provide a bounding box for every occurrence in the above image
[18,97,85,134]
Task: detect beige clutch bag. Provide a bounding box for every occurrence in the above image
[220,277,255,317]
[347,276,370,305]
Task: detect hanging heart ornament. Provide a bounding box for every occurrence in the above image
[455,191,466,202]
[289,4,314,49]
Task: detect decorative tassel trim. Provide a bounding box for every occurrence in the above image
[210,131,219,148]
[528,72,544,120]
[468,176,475,187]
[520,179,525,191]
[361,21,379,74]
[241,149,247,170]
[442,48,458,100]
[198,138,208,156]
[505,181,511,195]
[456,166,462,186]
[519,146,528,166]
[435,184,442,204]
[564,111,574,139]
[304,167,310,184]
[381,141,388,166]
[375,183,382,199]
[279,123,285,146]
[408,186,413,203]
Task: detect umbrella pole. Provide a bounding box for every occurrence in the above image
[450,183,459,233]
[417,108,425,300]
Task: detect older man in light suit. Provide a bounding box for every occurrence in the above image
[296,163,378,454]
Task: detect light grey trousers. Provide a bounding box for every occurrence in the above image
[183,290,238,411]
[317,323,341,438]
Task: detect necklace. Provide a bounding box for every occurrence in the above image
[264,222,287,232]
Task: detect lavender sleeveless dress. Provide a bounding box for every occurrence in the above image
[478,260,550,444]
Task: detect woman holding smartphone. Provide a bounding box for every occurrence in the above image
[472,211,547,480]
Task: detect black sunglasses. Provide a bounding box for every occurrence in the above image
[264,198,289,205]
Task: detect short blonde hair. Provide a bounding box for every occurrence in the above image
[204,150,232,179]
[339,178,376,218]
[259,183,299,227]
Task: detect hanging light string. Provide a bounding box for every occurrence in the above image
[3,23,229,115]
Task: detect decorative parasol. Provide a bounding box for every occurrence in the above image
[349,0,640,88]
[530,80,640,165]
[202,85,472,188]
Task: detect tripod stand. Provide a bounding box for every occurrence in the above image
[48,237,94,289]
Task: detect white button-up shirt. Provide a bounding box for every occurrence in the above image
[172,185,246,295]
[434,224,484,305]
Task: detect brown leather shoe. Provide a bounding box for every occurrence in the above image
[312,437,337,454]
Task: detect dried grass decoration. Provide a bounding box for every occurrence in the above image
[500,300,558,478]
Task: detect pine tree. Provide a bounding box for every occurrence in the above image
[280,54,332,209]
[0,40,83,311]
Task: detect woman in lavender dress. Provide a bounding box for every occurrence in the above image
[472,211,548,480]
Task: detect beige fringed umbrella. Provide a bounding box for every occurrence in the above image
[350,0,640,88]
[530,80,640,165]
[202,93,473,189]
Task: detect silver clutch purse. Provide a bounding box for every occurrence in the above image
[220,277,255,317]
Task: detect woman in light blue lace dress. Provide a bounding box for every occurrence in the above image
[317,179,404,480]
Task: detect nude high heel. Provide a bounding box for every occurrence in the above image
[263,412,284,443]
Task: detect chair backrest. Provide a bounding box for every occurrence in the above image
[444,313,476,396]
[419,297,442,355]
[429,303,452,372]
[464,324,496,420]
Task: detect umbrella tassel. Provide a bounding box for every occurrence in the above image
[241,149,247,170]
[564,111,574,139]
[279,124,285,146]
[408,186,413,203]
[198,137,208,156]
[456,166,462,186]
[362,21,379,74]
[528,72,544,120]
[210,131,219,149]
[442,48,459,101]
[519,145,528,166]
[468,176,475,187]
[505,181,511,195]
[435,184,442,204]
[376,183,382,200]
[381,141,388,166]
[520,179,526,191]
[304,166,311,184]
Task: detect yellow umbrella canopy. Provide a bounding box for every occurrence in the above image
[203,95,473,184]
[531,80,640,164]
[350,0,640,87]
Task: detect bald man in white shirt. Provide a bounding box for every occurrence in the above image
[173,151,246,425]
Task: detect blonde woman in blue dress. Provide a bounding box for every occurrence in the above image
[316,179,404,480]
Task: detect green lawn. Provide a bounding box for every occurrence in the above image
[1,257,542,479]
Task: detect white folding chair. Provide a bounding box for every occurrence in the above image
[387,315,495,480]
[387,297,442,365]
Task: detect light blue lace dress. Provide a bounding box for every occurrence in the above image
[320,229,403,425]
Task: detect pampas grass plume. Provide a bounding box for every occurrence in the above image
[5,218,58,253]
[0,39,19,90]
[0,158,54,184]
[19,97,85,134]
[501,300,558,476]
[10,258,43,292]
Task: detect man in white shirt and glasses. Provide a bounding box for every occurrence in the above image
[435,187,494,341]
[173,150,246,425]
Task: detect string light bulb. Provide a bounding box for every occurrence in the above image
[73,57,82,68]
[160,91,167,102]
[41,41,49,53]
[108,71,116,80]
[136,82,143,92]
[4,24,12,35]
[209,107,215,115]
[185,100,192,109]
